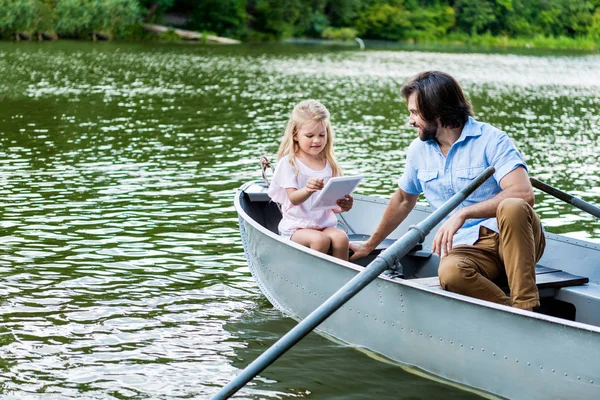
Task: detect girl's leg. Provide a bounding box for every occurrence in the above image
[291,229,331,254]
[322,227,349,261]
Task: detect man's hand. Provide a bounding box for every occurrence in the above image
[431,210,466,257]
[305,177,324,193]
[336,195,353,212]
[349,241,374,262]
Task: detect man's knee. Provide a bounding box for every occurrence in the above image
[438,257,471,290]
[497,198,531,223]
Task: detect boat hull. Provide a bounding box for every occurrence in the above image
[236,186,600,399]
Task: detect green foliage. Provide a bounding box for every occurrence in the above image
[247,0,302,40]
[325,0,361,26]
[0,0,54,34]
[355,2,412,40]
[297,12,330,37]
[591,11,600,39]
[185,0,246,39]
[0,0,141,39]
[322,26,356,40]
[55,0,142,38]
[140,0,175,22]
[407,5,455,40]
[455,0,497,35]
[1,0,600,49]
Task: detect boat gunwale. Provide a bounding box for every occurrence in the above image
[234,182,600,335]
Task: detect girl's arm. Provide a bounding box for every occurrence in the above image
[286,177,324,205]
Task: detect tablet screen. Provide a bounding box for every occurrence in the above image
[310,176,363,211]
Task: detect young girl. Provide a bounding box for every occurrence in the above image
[268,100,353,261]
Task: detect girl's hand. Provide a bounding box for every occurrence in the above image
[305,177,325,193]
[336,195,353,212]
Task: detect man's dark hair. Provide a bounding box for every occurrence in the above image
[400,71,473,129]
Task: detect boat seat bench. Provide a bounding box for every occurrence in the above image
[554,283,600,326]
[412,266,589,297]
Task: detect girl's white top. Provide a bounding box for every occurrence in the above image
[267,155,338,237]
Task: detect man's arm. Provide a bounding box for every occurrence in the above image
[349,188,419,261]
[432,166,533,257]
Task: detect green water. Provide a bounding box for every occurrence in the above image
[0,41,599,399]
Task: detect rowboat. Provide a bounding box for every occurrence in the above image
[233,180,600,400]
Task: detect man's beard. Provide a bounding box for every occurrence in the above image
[419,120,438,142]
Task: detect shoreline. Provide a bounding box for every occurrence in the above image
[2,33,598,53]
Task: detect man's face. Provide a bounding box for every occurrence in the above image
[407,93,438,142]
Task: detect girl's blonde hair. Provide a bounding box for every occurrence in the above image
[277,99,342,177]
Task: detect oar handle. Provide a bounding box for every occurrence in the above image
[215,166,495,400]
[530,177,600,219]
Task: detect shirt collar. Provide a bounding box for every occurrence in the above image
[425,116,481,148]
[455,116,482,144]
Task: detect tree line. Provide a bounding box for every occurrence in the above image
[2,0,600,46]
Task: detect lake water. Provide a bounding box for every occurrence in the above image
[0,41,599,399]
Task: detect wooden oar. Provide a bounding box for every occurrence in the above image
[213,166,496,400]
[530,177,600,219]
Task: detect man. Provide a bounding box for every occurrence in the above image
[349,70,545,311]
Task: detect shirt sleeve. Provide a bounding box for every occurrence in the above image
[487,131,527,184]
[267,157,298,205]
[397,143,422,195]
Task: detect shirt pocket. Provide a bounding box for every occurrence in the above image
[417,169,440,197]
[455,166,485,180]
[455,166,492,197]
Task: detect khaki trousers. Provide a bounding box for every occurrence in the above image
[438,198,546,309]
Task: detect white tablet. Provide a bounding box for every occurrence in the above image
[310,176,364,211]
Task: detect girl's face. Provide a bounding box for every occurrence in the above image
[294,120,327,158]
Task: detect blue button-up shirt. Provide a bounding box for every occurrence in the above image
[398,117,527,246]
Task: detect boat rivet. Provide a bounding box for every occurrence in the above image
[429,335,432,338]
[504,356,507,360]
[481,348,484,351]
[357,311,360,314]
[591,380,594,384]
[366,314,369,317]
[527,362,530,366]
[460,344,463,347]
[493,352,496,356]
[564,373,567,377]
[419,332,423,336]
[450,341,453,344]
[440,338,443,342]
[577,376,581,380]
[392,323,395,327]
[540,366,543,370]
[471,347,474,350]
[552,369,555,373]
[410,329,413,333]
[516,359,519,363]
